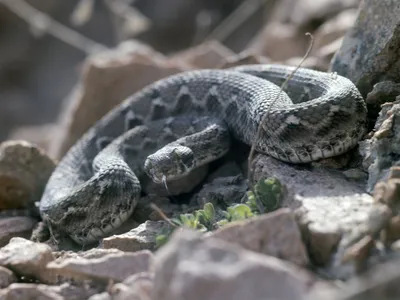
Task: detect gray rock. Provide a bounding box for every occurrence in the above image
[152,229,319,300]
[88,293,112,300]
[169,40,235,69]
[272,0,359,28]
[207,208,309,267]
[0,237,54,283]
[109,272,153,300]
[0,217,37,247]
[47,250,153,282]
[0,282,100,300]
[0,283,62,300]
[251,154,386,278]
[312,9,358,54]
[0,266,17,289]
[102,220,170,252]
[359,100,400,192]
[0,140,55,211]
[330,0,400,96]
[321,256,400,299]
[192,175,247,208]
[365,81,400,118]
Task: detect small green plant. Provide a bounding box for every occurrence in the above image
[216,203,253,227]
[246,177,284,214]
[154,178,285,249]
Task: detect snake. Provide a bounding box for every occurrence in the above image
[38,64,367,245]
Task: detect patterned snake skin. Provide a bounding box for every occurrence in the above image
[39,64,367,244]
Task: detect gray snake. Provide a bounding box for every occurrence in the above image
[39,64,367,245]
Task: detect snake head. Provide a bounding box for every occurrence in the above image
[144,145,195,184]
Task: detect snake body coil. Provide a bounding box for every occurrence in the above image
[39,64,367,244]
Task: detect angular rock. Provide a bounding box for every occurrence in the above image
[324,256,400,299]
[132,195,178,224]
[88,292,112,300]
[248,22,307,61]
[360,100,400,191]
[152,229,318,300]
[0,283,62,300]
[47,250,153,282]
[0,282,100,300]
[0,237,54,283]
[109,272,153,300]
[54,247,124,261]
[8,124,59,154]
[169,41,235,69]
[50,40,188,159]
[251,154,387,278]
[219,51,270,69]
[312,9,358,54]
[0,216,37,247]
[192,175,247,208]
[208,208,309,267]
[102,221,170,252]
[330,0,400,96]
[0,266,17,288]
[365,81,400,130]
[272,0,359,28]
[0,140,55,210]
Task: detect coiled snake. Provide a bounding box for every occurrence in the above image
[39,64,367,245]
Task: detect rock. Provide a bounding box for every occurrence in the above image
[360,100,400,192]
[365,81,400,121]
[192,175,247,208]
[272,0,360,28]
[50,40,188,159]
[102,220,170,252]
[0,266,17,288]
[324,256,400,299]
[0,237,54,283]
[47,250,153,282]
[251,155,387,278]
[169,41,235,69]
[131,195,178,224]
[0,283,62,300]
[152,229,319,300]
[247,23,307,61]
[208,208,309,267]
[0,140,55,210]
[109,272,153,300]
[312,9,358,54]
[282,56,330,72]
[54,247,124,261]
[330,0,400,97]
[7,124,59,155]
[0,282,100,300]
[219,51,270,69]
[0,217,37,247]
[88,293,112,300]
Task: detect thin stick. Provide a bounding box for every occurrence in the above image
[0,0,108,55]
[247,33,315,200]
[150,203,178,228]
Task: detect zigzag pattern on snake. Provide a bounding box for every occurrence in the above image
[39,64,367,245]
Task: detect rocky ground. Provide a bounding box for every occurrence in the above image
[0,0,400,299]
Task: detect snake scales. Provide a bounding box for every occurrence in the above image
[39,64,367,245]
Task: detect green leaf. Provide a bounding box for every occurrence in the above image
[203,203,215,221]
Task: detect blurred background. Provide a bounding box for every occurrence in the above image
[0,0,360,148]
